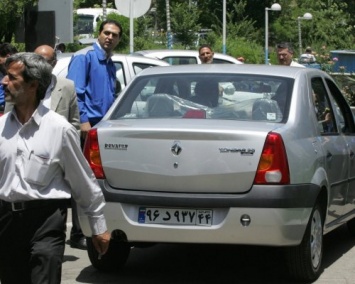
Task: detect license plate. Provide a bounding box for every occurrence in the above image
[138,207,213,226]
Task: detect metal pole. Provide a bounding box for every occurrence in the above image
[298,18,302,56]
[222,0,226,54]
[166,0,172,49]
[102,0,107,21]
[129,0,134,53]
[265,8,268,65]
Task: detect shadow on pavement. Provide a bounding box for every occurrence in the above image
[73,224,355,284]
[322,223,355,268]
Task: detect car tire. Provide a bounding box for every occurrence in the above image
[285,202,324,282]
[86,237,131,272]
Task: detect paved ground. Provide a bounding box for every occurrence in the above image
[62,210,355,284]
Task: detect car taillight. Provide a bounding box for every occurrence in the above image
[254,132,290,184]
[83,128,105,179]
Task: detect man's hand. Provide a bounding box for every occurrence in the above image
[80,122,91,141]
[92,231,111,256]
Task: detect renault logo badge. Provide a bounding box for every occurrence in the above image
[171,141,182,155]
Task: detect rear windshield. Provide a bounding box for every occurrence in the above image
[110,74,294,122]
[75,15,94,35]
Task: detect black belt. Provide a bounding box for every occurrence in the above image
[0,199,67,212]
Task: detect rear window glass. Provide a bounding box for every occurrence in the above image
[162,57,197,65]
[212,58,234,64]
[110,74,294,122]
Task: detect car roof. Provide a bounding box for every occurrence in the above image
[57,52,170,66]
[53,52,169,77]
[56,52,169,64]
[134,49,243,64]
[134,63,327,78]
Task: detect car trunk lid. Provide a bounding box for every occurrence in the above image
[97,119,281,194]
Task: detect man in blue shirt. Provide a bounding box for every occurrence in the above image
[67,19,122,139]
[66,19,122,249]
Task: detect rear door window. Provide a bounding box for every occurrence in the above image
[114,62,126,94]
[311,77,337,134]
[325,78,355,134]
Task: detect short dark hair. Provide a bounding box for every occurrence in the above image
[0,43,18,57]
[276,42,295,54]
[99,19,123,38]
[198,44,213,54]
[56,43,66,52]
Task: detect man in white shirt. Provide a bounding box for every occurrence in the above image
[276,42,305,67]
[0,52,110,284]
[4,45,86,250]
[34,45,87,250]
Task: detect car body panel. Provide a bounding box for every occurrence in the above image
[133,49,243,65]
[93,204,312,246]
[79,64,355,248]
[52,53,170,91]
[97,119,275,193]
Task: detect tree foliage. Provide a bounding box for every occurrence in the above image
[272,0,354,54]
[1,0,354,62]
[0,0,37,43]
[170,2,200,49]
[73,0,115,9]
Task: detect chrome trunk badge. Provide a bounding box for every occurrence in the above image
[171,141,182,156]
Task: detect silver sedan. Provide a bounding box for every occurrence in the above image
[80,64,355,282]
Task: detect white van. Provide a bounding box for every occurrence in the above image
[75,8,120,39]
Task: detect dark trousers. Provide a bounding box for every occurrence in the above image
[0,201,67,284]
[70,198,84,241]
[69,133,91,242]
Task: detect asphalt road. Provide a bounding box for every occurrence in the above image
[62,210,355,284]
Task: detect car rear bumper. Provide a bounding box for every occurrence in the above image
[79,182,320,246]
[98,181,320,209]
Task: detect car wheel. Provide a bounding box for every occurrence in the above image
[86,237,131,272]
[285,202,324,282]
[347,217,355,236]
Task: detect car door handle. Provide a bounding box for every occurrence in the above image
[350,150,355,159]
[326,151,332,159]
[312,140,318,154]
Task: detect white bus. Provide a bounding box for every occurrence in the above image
[75,8,120,40]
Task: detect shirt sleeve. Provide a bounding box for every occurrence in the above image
[0,85,4,106]
[61,126,107,235]
[67,55,89,124]
[67,81,81,132]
